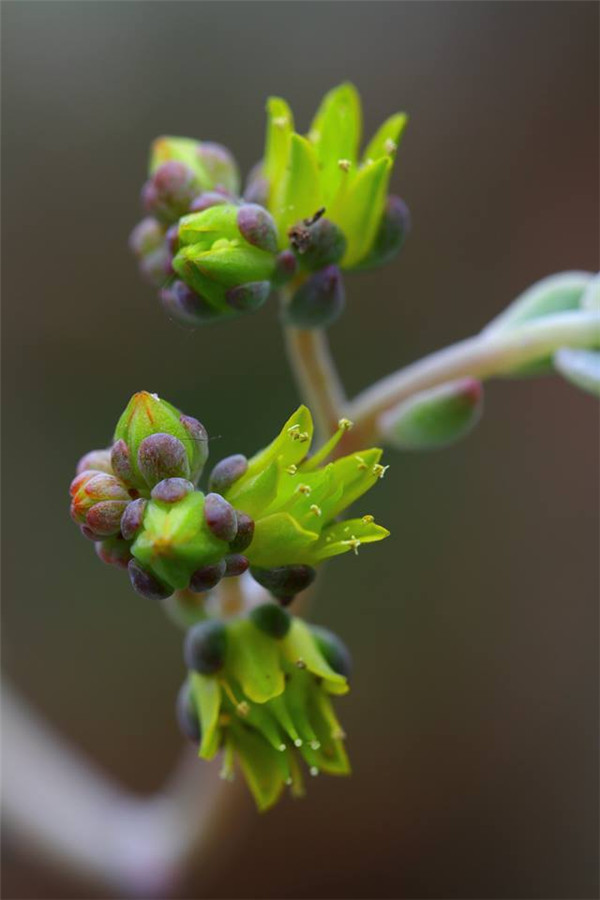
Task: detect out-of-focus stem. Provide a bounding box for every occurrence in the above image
[346,311,600,444]
[284,327,346,438]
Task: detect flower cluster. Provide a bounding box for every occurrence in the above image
[130,83,410,329]
[178,604,351,811]
[70,392,389,604]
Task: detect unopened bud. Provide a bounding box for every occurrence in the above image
[196,142,240,196]
[161,280,227,326]
[151,477,195,504]
[76,448,112,475]
[273,250,298,285]
[224,554,249,577]
[237,204,279,254]
[249,564,316,605]
[120,498,147,541]
[250,602,291,639]
[380,378,484,450]
[189,560,227,593]
[310,625,352,678]
[284,266,345,329]
[225,281,271,313]
[291,217,347,271]
[128,559,172,600]
[243,162,269,206]
[229,512,254,552]
[70,471,130,536]
[190,191,230,213]
[95,535,132,569]
[138,245,171,287]
[203,493,238,542]
[184,620,227,674]
[138,433,190,487]
[355,195,410,271]
[129,217,165,258]
[142,161,199,224]
[208,454,248,493]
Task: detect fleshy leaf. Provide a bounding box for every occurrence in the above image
[554,348,600,396]
[483,271,591,335]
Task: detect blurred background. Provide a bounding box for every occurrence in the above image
[2,2,598,898]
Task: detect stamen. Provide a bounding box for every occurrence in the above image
[338,159,351,172]
[384,138,398,155]
[310,766,320,777]
[273,116,288,129]
[236,701,250,718]
[362,514,374,524]
[302,417,355,471]
[286,464,298,475]
[310,740,321,750]
[310,504,322,517]
[296,658,307,669]
[297,483,311,496]
[372,463,389,479]
[278,743,286,752]
[343,535,361,555]
[294,738,303,747]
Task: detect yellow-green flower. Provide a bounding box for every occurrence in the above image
[261,82,408,268]
[180,607,351,811]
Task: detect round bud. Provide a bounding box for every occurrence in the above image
[160,280,225,326]
[95,535,132,569]
[356,195,411,271]
[184,620,227,675]
[243,162,269,206]
[129,217,164,258]
[110,439,134,485]
[310,625,352,679]
[294,218,347,271]
[208,454,248,493]
[165,224,179,255]
[137,433,190,488]
[86,500,129,536]
[138,245,171,287]
[225,281,271,313]
[128,559,172,600]
[203,493,238,543]
[284,266,345,329]
[237,204,278,254]
[120,498,147,540]
[249,564,317,605]
[144,160,198,224]
[229,512,254,553]
[190,191,230,213]
[250,603,292,639]
[196,142,240,195]
[176,681,202,743]
[76,448,112,476]
[224,554,249,577]
[273,250,298,286]
[151,477,195,504]
[189,560,227,593]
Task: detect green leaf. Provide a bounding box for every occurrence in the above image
[362,112,408,163]
[554,348,600,396]
[226,618,285,703]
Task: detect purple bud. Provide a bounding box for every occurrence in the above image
[95,536,132,569]
[143,160,199,224]
[86,500,129,536]
[111,439,134,485]
[203,493,238,543]
[189,191,230,213]
[285,266,345,329]
[290,217,347,271]
[160,280,224,326]
[80,525,99,541]
[237,204,278,254]
[224,554,249,577]
[184,619,227,674]
[137,433,190,487]
[139,245,171,287]
[129,217,164,258]
[249,564,317,605]
[208,454,248,493]
[229,512,254,553]
[151,477,195,503]
[128,559,172,600]
[356,195,411,271]
[189,559,227,593]
[179,415,209,482]
[165,224,179,255]
[273,250,298,286]
[225,281,270,313]
[76,448,112,476]
[196,142,240,195]
[120,498,147,540]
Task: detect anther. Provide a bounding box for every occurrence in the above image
[296,658,307,669]
[373,463,389,479]
[286,464,298,475]
[338,159,351,172]
[310,766,320,777]
[310,504,322,517]
[297,483,311,496]
[338,417,354,431]
[362,514,374,524]
[384,138,398,155]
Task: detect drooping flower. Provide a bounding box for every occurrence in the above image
[69,394,389,604]
[179,605,352,811]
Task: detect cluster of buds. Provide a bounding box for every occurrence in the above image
[130,83,410,329]
[177,604,351,810]
[70,393,389,604]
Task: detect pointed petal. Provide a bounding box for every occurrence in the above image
[362,113,408,163]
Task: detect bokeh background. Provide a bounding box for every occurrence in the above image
[2,2,598,898]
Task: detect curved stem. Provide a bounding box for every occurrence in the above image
[347,311,600,442]
[284,327,346,438]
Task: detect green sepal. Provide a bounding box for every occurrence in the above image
[312,517,390,563]
[264,97,294,206]
[173,242,275,309]
[131,492,227,591]
[246,512,319,567]
[308,82,362,204]
[281,618,347,692]
[225,459,279,519]
[227,719,287,812]
[333,157,392,268]
[325,447,383,519]
[240,406,314,481]
[273,134,323,240]
[362,112,408,163]
[178,205,240,248]
[306,687,350,775]
[225,618,285,703]
[190,671,221,759]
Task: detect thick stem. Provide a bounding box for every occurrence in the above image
[346,311,600,444]
[284,327,346,438]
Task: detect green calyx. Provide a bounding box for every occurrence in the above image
[186,612,350,811]
[223,405,390,568]
[262,83,407,268]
